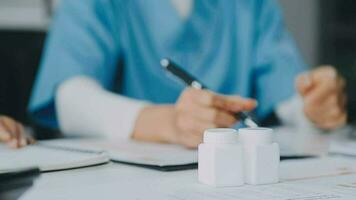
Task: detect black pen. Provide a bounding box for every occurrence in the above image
[160,58,259,128]
[280,155,316,161]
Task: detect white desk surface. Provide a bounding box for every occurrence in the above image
[21,156,356,200]
[20,126,356,200]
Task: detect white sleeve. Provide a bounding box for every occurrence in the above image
[55,76,150,140]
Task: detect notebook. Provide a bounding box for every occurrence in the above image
[0,142,110,172]
[43,139,198,171]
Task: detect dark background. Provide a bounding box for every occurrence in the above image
[320,0,356,122]
[0,31,55,138]
[0,0,355,137]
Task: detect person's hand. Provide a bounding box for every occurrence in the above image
[296,66,347,130]
[132,88,257,148]
[171,88,257,147]
[0,116,35,148]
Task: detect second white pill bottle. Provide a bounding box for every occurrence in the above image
[239,128,280,185]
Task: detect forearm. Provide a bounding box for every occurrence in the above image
[55,76,150,140]
[132,105,177,144]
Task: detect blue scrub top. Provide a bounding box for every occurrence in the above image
[29,0,306,128]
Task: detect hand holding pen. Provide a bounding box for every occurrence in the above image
[174,88,257,148]
[133,87,257,149]
[161,58,259,128]
[131,59,258,149]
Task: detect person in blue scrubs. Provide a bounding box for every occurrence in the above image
[29,0,347,148]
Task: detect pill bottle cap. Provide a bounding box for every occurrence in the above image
[238,128,273,145]
[203,128,239,144]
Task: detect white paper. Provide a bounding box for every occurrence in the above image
[163,175,356,200]
[21,157,356,200]
[280,156,356,181]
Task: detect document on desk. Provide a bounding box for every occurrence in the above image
[163,175,356,200]
[156,157,356,200]
[169,157,356,200]
[0,142,109,172]
[21,157,356,200]
[279,156,356,181]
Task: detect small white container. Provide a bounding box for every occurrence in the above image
[198,128,244,187]
[239,128,280,185]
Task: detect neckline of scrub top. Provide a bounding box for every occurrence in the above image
[159,0,221,70]
[164,0,219,39]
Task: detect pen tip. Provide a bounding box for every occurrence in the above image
[245,118,259,128]
[160,58,170,68]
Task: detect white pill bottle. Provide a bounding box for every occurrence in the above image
[239,128,280,185]
[198,128,244,187]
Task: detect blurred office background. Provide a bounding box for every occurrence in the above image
[0,0,355,135]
